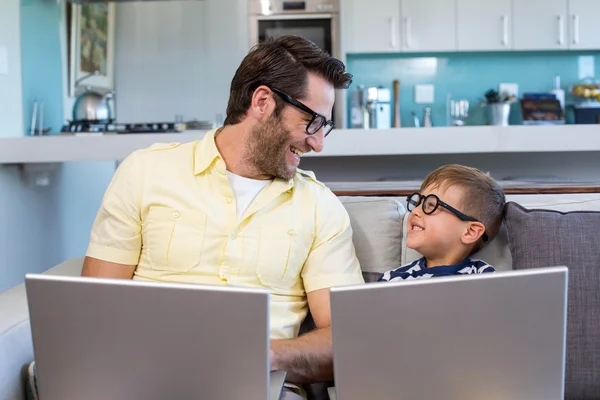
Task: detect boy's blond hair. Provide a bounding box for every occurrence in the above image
[421,164,506,253]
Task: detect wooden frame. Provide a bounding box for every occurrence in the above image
[68,2,116,97]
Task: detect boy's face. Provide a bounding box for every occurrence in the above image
[406,184,471,261]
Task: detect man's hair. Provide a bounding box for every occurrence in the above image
[224,35,353,125]
[420,164,506,253]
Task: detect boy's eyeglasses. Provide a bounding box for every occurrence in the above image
[270,87,335,137]
[406,192,488,242]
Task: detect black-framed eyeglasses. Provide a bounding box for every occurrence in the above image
[406,192,488,242]
[270,87,335,137]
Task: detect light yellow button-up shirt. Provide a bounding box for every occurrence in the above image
[86,128,364,339]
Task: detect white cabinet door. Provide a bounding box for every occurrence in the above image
[568,0,600,50]
[401,0,457,52]
[513,0,569,50]
[457,0,512,51]
[342,0,401,54]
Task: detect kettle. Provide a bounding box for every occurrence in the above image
[72,71,115,123]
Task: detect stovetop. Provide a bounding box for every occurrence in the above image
[61,121,183,134]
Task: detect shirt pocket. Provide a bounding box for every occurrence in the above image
[256,225,312,289]
[143,206,207,272]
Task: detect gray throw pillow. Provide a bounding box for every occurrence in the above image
[504,201,600,399]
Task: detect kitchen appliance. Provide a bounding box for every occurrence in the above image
[373,88,391,129]
[72,90,114,123]
[249,0,340,124]
[61,121,183,134]
[352,86,391,129]
[573,102,600,124]
[72,71,115,124]
[349,85,368,129]
[249,0,339,57]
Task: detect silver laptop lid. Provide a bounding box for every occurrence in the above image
[26,274,272,400]
[330,266,568,400]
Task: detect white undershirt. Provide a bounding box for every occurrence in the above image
[226,171,272,220]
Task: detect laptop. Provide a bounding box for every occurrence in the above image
[25,274,286,400]
[330,266,568,400]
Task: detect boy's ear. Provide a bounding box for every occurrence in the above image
[461,222,486,245]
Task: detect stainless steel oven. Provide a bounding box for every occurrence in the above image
[249,0,340,58]
[249,0,342,124]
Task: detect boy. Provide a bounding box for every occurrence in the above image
[379,164,506,282]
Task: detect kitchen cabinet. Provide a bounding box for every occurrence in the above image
[513,0,569,50]
[401,0,456,52]
[457,0,512,51]
[568,0,600,50]
[342,0,401,54]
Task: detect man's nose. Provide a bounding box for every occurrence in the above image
[306,131,324,153]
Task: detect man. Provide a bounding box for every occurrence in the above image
[82,35,364,399]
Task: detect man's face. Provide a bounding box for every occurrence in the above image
[246,74,335,180]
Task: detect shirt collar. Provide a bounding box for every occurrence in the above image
[194,128,225,175]
[421,257,472,270]
[193,128,295,187]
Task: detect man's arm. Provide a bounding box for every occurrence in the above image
[81,256,136,279]
[270,186,364,384]
[270,287,333,384]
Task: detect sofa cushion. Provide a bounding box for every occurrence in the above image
[339,197,405,282]
[504,201,600,399]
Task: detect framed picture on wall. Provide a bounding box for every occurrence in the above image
[68,2,115,97]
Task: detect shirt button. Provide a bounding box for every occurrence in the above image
[230,233,237,240]
[225,197,233,204]
[172,211,180,219]
[288,229,296,237]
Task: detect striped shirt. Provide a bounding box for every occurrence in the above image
[378,257,495,282]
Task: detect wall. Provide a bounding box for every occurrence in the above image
[58,0,251,262]
[0,0,66,292]
[0,166,63,293]
[0,0,24,137]
[114,0,249,125]
[346,51,600,128]
[21,0,64,135]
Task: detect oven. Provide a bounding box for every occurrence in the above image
[249,0,342,125]
[249,0,340,57]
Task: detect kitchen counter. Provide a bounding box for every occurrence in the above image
[0,124,599,164]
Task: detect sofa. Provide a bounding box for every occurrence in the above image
[1,192,599,400]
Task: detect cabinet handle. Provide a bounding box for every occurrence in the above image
[501,15,509,46]
[573,15,580,45]
[557,15,565,45]
[389,17,397,48]
[404,17,412,48]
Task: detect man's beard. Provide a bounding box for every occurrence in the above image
[245,113,296,180]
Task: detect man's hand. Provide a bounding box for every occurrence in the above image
[81,257,136,279]
[269,288,334,384]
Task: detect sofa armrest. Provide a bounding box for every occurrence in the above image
[0,257,84,400]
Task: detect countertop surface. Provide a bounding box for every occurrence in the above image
[0,124,598,164]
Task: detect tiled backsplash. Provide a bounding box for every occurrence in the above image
[346,51,600,127]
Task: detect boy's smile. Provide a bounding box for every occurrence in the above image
[406,185,474,267]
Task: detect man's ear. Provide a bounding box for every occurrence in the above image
[249,86,275,120]
[461,222,486,245]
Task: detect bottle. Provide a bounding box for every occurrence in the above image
[423,107,433,127]
[551,75,565,110]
